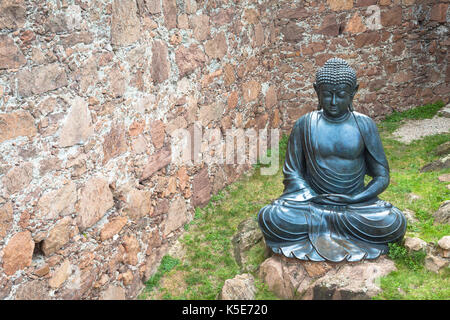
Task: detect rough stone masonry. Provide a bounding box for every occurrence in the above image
[0,0,448,299]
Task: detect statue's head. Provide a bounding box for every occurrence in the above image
[313,58,359,119]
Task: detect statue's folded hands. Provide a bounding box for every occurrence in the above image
[310,194,355,205]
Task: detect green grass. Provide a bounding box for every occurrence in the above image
[387,242,427,272]
[380,131,450,242]
[138,255,180,298]
[139,101,449,300]
[374,242,450,299]
[371,101,450,300]
[374,267,450,300]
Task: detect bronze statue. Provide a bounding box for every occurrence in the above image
[258,58,406,262]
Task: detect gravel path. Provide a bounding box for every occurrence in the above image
[392,114,450,144]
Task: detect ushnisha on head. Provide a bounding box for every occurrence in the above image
[313,58,359,118]
[315,57,357,89]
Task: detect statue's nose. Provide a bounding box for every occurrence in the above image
[331,93,336,106]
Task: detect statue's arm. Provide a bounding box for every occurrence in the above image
[345,116,390,203]
[281,117,317,199]
[349,151,389,202]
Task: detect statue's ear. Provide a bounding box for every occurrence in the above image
[352,83,359,98]
[314,83,322,110]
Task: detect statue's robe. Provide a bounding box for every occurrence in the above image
[258,111,406,262]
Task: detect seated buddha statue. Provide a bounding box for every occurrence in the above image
[258,58,406,262]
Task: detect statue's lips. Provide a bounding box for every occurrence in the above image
[328,106,338,112]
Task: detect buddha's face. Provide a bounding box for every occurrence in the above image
[314,83,357,119]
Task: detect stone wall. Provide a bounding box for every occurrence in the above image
[0,0,448,299]
[270,0,449,130]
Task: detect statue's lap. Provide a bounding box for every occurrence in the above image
[258,197,405,243]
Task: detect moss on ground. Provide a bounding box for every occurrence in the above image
[138,101,449,300]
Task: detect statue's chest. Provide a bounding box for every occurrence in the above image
[315,119,364,159]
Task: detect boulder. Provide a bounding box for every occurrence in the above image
[406,193,422,202]
[438,236,450,250]
[437,236,450,258]
[433,201,450,225]
[232,218,264,272]
[344,12,366,34]
[420,155,450,172]
[259,254,321,299]
[435,141,450,156]
[259,254,396,300]
[438,236,450,260]
[219,273,256,300]
[60,265,97,300]
[123,234,140,266]
[327,0,353,11]
[404,237,427,252]
[424,254,449,273]
[403,209,418,225]
[281,21,304,42]
[437,105,450,118]
[311,256,396,300]
[149,120,165,149]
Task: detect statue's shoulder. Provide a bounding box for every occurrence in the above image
[294,110,316,128]
[352,111,377,130]
[352,111,371,120]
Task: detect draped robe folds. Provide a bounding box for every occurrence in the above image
[258,111,407,262]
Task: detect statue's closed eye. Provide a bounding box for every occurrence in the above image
[322,91,350,98]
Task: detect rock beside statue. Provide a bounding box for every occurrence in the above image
[258,254,396,300]
[231,218,264,272]
[434,200,450,225]
[256,235,450,299]
[219,273,256,300]
[420,155,450,172]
